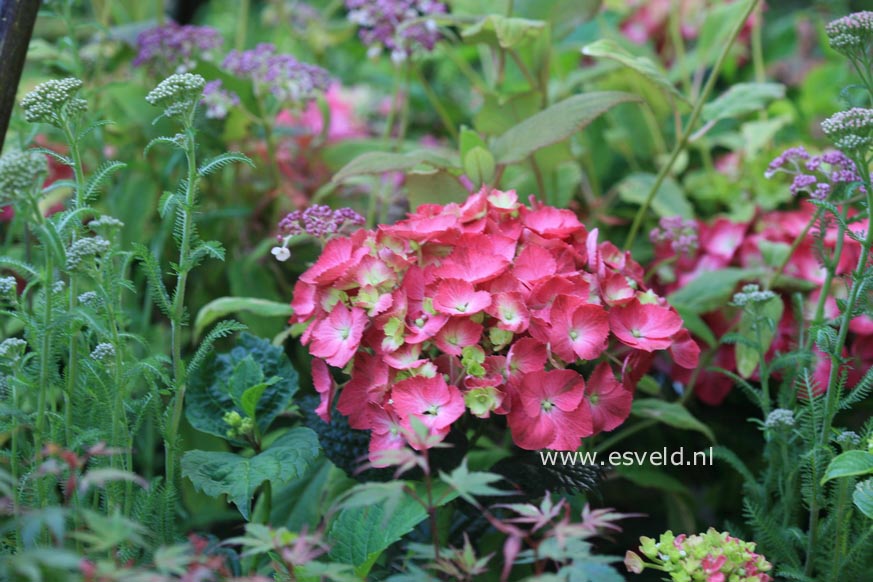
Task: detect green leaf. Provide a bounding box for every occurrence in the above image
[461,15,546,49]
[459,126,487,158]
[821,451,873,485]
[673,306,717,348]
[194,297,294,341]
[668,268,760,314]
[186,333,298,440]
[240,379,279,420]
[702,83,786,123]
[438,459,510,505]
[617,173,693,219]
[181,428,320,520]
[736,296,784,378]
[463,146,496,187]
[582,39,688,103]
[853,479,873,519]
[332,149,459,183]
[327,482,457,574]
[491,92,639,165]
[631,399,715,442]
[405,170,470,211]
[198,152,255,177]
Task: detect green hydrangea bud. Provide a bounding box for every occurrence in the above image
[464,386,502,418]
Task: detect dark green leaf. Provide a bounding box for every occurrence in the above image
[631,399,715,442]
[668,268,761,314]
[582,39,688,103]
[617,173,693,219]
[332,149,459,183]
[821,451,873,485]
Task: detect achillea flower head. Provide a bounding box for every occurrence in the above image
[146,73,206,119]
[0,338,27,362]
[764,408,795,430]
[273,205,364,262]
[826,11,873,56]
[90,342,115,362]
[201,80,240,120]
[649,216,698,256]
[346,0,447,63]
[88,215,125,235]
[765,147,863,200]
[0,277,17,295]
[731,284,776,307]
[0,150,48,198]
[835,430,861,449]
[134,22,224,74]
[20,78,87,127]
[78,291,100,307]
[821,107,873,152]
[222,44,330,103]
[66,237,111,271]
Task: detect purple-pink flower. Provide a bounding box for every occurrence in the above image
[134,22,224,74]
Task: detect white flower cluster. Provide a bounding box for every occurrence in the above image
[826,11,873,54]
[88,215,125,234]
[78,291,100,307]
[0,276,17,295]
[821,108,873,153]
[731,284,777,307]
[764,408,795,430]
[90,342,116,361]
[0,338,27,362]
[20,78,87,127]
[0,150,48,199]
[146,73,206,119]
[66,236,111,271]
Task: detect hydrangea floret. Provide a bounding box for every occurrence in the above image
[289,190,699,464]
[134,22,224,74]
[346,0,447,62]
[625,528,773,582]
[19,78,87,128]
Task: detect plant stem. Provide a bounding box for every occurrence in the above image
[413,67,458,141]
[164,125,199,511]
[623,0,760,251]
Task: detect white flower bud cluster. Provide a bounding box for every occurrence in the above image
[764,408,795,430]
[826,11,873,55]
[0,150,48,198]
[90,342,116,361]
[78,291,100,308]
[0,338,27,362]
[0,276,17,295]
[731,284,777,307]
[821,108,873,153]
[66,236,111,271]
[88,215,125,234]
[20,78,87,127]
[146,73,206,118]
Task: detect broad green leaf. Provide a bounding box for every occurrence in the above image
[736,296,784,378]
[463,146,496,187]
[491,92,639,165]
[702,83,786,123]
[461,15,546,49]
[328,482,458,574]
[758,240,791,268]
[186,333,298,440]
[582,39,688,103]
[240,380,278,420]
[617,173,693,219]
[405,170,470,210]
[821,451,873,485]
[459,126,487,158]
[631,399,715,442]
[181,428,320,520]
[194,297,294,341]
[674,306,717,348]
[332,149,459,183]
[668,268,761,314]
[853,479,873,519]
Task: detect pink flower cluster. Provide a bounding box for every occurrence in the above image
[291,190,698,463]
[653,203,873,404]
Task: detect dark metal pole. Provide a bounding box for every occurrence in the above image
[0,0,41,152]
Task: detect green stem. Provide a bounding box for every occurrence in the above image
[164,125,199,518]
[623,0,760,251]
[413,67,458,141]
[235,0,250,50]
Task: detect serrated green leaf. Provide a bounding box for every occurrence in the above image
[181,428,320,519]
[582,39,688,103]
[631,399,715,442]
[702,83,786,123]
[736,296,783,378]
[853,479,873,519]
[491,92,639,165]
[821,451,873,485]
[461,15,546,49]
[186,333,298,440]
[332,149,459,183]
